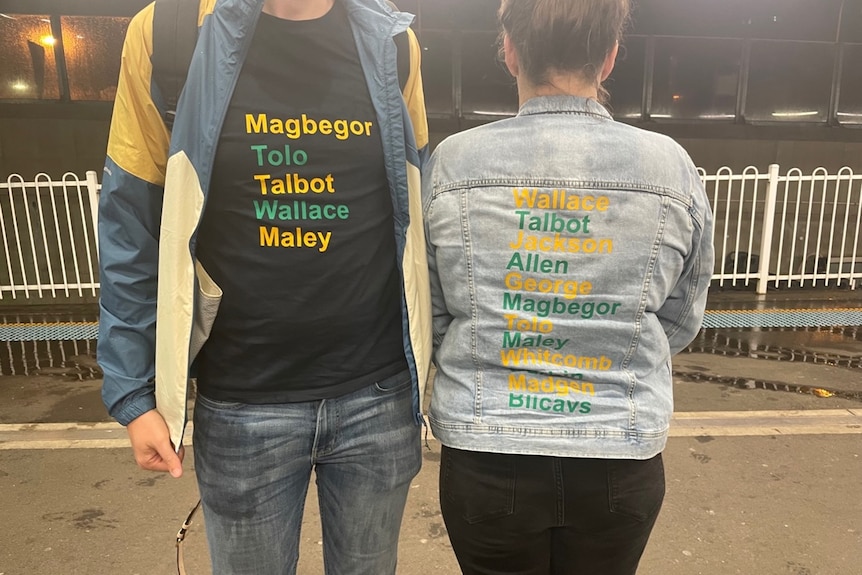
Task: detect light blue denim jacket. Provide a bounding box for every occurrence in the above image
[422,96,714,459]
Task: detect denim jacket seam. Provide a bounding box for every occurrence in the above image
[429,420,668,439]
[665,200,707,340]
[625,371,638,429]
[687,197,706,229]
[666,200,696,339]
[665,249,702,341]
[519,109,612,122]
[460,189,484,420]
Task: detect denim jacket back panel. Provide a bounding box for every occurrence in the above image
[423,96,714,459]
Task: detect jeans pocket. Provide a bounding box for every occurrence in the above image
[607,453,666,522]
[195,393,246,411]
[373,370,413,394]
[442,447,516,525]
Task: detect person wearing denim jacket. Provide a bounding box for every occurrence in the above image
[422,1,714,573]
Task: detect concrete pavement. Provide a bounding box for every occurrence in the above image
[1,288,861,574]
[1,416,860,575]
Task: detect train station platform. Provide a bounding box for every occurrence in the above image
[0,287,860,574]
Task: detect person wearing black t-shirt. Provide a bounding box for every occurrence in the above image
[97,0,431,573]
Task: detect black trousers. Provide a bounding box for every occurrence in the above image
[439,446,665,575]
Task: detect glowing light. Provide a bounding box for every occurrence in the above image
[771,110,818,118]
[672,94,682,101]
[650,114,672,119]
[11,81,28,91]
[698,114,735,119]
[40,35,57,46]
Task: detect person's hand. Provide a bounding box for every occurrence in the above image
[126,409,185,478]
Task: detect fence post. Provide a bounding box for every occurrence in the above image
[85,170,100,254]
[757,164,780,294]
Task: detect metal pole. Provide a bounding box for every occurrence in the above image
[757,164,780,294]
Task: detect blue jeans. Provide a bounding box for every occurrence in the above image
[192,371,421,575]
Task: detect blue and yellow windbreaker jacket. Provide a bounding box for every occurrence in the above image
[98,0,432,449]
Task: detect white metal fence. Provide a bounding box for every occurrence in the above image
[702,165,862,292]
[0,165,859,300]
[0,171,100,300]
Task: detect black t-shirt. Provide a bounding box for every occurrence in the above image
[194,3,407,403]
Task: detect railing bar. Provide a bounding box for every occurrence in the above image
[34,176,58,297]
[0,282,101,292]
[708,175,722,285]
[698,174,772,183]
[757,165,779,293]
[787,173,803,288]
[61,180,85,297]
[720,171,733,287]
[733,176,746,286]
[22,179,44,298]
[69,173,98,297]
[48,178,71,297]
[747,174,862,183]
[813,172,828,286]
[0,178,17,300]
[774,177,790,288]
[8,177,31,299]
[745,168,759,286]
[851,179,862,289]
[801,177,816,288]
[836,172,851,284]
[30,175,57,299]
[825,173,840,286]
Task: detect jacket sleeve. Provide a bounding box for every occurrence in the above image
[98,3,172,426]
[656,161,715,355]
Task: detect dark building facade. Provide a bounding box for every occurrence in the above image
[1,0,860,179]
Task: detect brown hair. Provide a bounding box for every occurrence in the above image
[498,0,630,97]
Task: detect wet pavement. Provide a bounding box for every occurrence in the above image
[0,288,860,574]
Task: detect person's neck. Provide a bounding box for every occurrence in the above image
[262,0,335,20]
[517,72,598,107]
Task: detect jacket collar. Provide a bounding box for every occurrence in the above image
[518,95,614,121]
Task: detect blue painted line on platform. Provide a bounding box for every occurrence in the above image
[702,308,862,328]
[0,322,99,341]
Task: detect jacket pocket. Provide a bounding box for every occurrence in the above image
[189,259,222,361]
